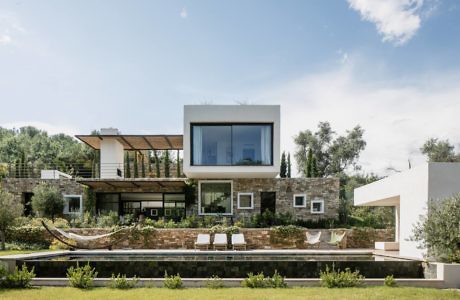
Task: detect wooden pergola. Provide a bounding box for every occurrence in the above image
[75,134,183,150]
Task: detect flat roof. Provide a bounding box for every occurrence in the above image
[77,178,187,189]
[75,134,183,150]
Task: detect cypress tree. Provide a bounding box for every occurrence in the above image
[176,150,181,178]
[312,155,318,178]
[164,150,170,178]
[306,148,313,178]
[154,150,160,177]
[125,152,131,178]
[280,152,287,178]
[287,153,291,178]
[141,153,146,177]
[133,152,139,178]
[147,150,152,174]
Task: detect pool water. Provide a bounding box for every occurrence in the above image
[19,252,424,278]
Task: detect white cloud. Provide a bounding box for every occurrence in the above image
[253,63,460,176]
[180,7,188,19]
[1,121,79,137]
[347,0,425,45]
[0,34,11,45]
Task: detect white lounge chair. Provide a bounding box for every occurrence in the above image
[213,233,228,250]
[231,233,247,250]
[328,231,346,249]
[305,231,321,248]
[195,234,211,250]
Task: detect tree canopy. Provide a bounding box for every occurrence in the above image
[294,122,366,177]
[0,189,23,250]
[420,138,460,162]
[31,183,65,222]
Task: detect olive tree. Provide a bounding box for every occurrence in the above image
[0,189,23,250]
[31,183,64,222]
[412,194,460,262]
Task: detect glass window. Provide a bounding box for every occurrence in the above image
[64,195,82,214]
[238,193,253,209]
[97,193,119,214]
[293,194,306,207]
[311,199,324,214]
[192,124,272,166]
[193,125,231,165]
[199,181,232,215]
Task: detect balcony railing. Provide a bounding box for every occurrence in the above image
[0,162,182,179]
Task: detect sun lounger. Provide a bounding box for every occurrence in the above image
[195,234,211,250]
[305,231,321,248]
[231,233,247,250]
[327,231,346,249]
[213,233,228,250]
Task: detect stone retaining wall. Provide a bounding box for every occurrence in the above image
[53,227,394,250]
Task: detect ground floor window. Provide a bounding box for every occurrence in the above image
[237,192,254,209]
[311,199,324,214]
[199,181,232,215]
[293,194,307,208]
[63,195,82,214]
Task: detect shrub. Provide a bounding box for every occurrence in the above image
[5,225,50,248]
[206,275,224,289]
[49,238,71,250]
[96,211,119,228]
[241,271,287,288]
[209,225,240,235]
[163,272,182,289]
[109,273,139,289]
[270,225,304,245]
[320,265,364,288]
[66,263,98,289]
[5,242,46,251]
[412,194,460,262]
[0,189,23,250]
[269,270,287,288]
[31,183,65,222]
[448,250,460,263]
[0,264,35,289]
[384,275,397,287]
[242,272,269,288]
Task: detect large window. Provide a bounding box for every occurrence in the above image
[199,181,232,215]
[192,124,273,166]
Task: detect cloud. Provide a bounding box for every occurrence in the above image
[180,7,188,19]
[347,0,426,45]
[253,61,460,176]
[1,121,79,137]
[0,34,11,45]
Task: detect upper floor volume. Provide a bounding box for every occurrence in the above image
[76,105,281,179]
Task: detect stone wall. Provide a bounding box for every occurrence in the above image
[189,178,340,221]
[50,227,393,250]
[0,178,86,215]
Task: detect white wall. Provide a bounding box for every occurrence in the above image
[100,138,124,179]
[183,105,280,178]
[355,162,460,259]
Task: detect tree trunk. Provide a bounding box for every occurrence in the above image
[0,230,5,250]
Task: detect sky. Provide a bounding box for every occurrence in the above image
[0,0,460,176]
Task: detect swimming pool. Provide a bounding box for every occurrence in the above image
[15,250,424,278]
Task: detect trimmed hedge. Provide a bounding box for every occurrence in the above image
[5,226,51,247]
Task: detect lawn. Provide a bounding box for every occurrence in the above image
[0,250,50,256]
[0,287,458,300]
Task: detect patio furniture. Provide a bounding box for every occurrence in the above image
[328,231,347,249]
[231,233,247,250]
[305,231,321,248]
[213,233,228,250]
[41,220,133,250]
[195,234,211,250]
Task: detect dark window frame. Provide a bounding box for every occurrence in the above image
[190,123,274,166]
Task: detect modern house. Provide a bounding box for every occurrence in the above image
[354,162,460,259]
[1,105,339,222]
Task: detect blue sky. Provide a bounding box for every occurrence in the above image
[1,0,460,175]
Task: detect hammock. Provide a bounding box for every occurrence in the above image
[41,220,135,250]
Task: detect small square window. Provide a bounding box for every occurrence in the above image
[238,193,254,209]
[150,209,158,216]
[164,209,172,216]
[311,199,324,214]
[293,194,306,208]
[63,195,82,214]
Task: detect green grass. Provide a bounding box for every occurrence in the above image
[0,287,458,300]
[0,250,50,256]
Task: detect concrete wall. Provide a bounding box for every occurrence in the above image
[183,105,280,178]
[100,138,124,179]
[355,162,460,259]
